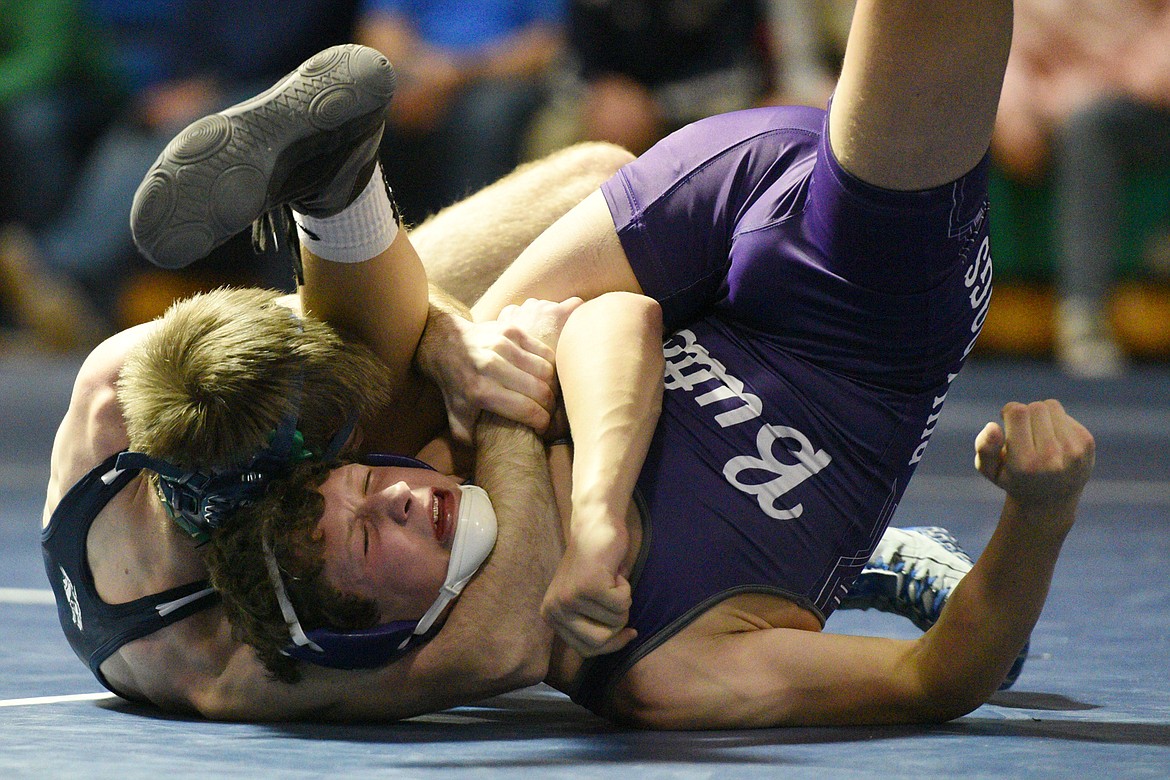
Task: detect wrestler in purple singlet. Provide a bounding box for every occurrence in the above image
[572,105,993,714]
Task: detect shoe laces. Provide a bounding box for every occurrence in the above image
[869,527,973,630]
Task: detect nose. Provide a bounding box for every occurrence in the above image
[369,480,414,525]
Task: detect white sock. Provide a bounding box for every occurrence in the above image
[291,161,399,263]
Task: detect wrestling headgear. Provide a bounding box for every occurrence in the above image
[266,453,499,669]
[114,407,355,544]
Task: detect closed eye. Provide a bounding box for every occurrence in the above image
[362,471,372,557]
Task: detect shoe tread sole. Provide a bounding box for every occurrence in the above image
[131,45,395,269]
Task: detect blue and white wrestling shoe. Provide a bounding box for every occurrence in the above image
[841,526,1029,690]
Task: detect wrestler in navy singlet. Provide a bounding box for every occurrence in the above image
[41,453,219,695]
[572,105,992,714]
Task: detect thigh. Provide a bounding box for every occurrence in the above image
[604,105,993,390]
[414,142,634,309]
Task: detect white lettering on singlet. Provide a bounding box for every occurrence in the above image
[60,566,82,630]
[662,329,831,520]
[724,425,833,519]
[908,234,993,465]
[663,329,763,426]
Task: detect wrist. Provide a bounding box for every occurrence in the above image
[568,494,630,551]
[414,296,468,378]
[475,414,539,455]
[998,494,1077,546]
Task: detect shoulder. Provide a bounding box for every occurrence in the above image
[45,323,161,522]
[109,609,328,721]
[65,322,161,457]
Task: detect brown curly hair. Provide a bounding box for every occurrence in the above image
[202,460,379,683]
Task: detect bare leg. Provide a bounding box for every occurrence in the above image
[471,188,643,322]
[131,46,632,452]
[409,142,633,307]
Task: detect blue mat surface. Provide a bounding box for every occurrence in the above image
[2,352,1167,779]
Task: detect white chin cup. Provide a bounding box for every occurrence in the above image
[411,484,498,636]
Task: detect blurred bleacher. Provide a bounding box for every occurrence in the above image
[978,167,1170,360]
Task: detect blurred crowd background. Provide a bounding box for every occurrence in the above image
[2,0,1168,379]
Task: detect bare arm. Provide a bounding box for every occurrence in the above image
[410,141,633,307]
[43,324,158,524]
[413,285,559,444]
[297,205,564,450]
[203,413,563,722]
[344,414,563,719]
[619,400,1094,729]
[471,191,642,321]
[540,293,664,657]
[830,0,1013,190]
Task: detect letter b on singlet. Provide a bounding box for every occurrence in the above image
[723,425,831,520]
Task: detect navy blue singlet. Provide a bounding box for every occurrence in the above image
[41,452,220,695]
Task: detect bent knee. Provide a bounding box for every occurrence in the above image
[556,141,635,180]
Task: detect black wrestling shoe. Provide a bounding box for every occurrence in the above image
[131,44,396,269]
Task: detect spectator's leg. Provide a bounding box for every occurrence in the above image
[1054,96,1170,376]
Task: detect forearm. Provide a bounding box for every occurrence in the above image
[339,416,561,717]
[251,417,563,723]
[559,293,663,546]
[470,191,642,322]
[915,497,1073,717]
[413,284,472,381]
[452,415,562,685]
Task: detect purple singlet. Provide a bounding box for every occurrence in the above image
[571,105,993,715]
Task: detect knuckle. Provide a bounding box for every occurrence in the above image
[464,376,487,399]
[499,324,525,342]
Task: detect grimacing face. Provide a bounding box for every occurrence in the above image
[315,462,465,622]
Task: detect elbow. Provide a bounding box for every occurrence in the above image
[188,687,253,723]
[502,653,550,691]
[911,689,986,725]
[467,654,548,699]
[584,291,664,345]
[483,637,551,692]
[189,680,284,723]
[909,672,1001,724]
[456,628,551,694]
[616,291,662,328]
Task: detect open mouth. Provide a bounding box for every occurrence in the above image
[431,489,456,545]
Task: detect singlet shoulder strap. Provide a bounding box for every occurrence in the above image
[42,451,220,694]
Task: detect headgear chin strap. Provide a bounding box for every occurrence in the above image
[272,475,499,670]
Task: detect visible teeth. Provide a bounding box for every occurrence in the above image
[433,497,439,529]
